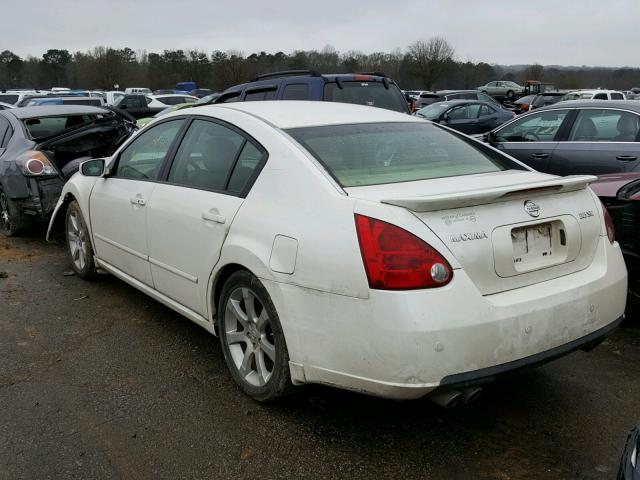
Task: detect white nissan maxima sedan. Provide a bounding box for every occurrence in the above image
[47,102,627,406]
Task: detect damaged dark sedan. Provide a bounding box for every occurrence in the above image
[0,105,135,235]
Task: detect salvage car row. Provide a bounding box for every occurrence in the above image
[0,71,637,409]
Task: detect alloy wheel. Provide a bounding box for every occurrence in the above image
[67,210,88,271]
[224,287,276,387]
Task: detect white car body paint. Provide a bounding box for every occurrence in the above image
[48,101,628,399]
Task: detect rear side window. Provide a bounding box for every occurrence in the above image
[287,122,517,187]
[568,109,640,142]
[168,119,245,191]
[282,84,309,100]
[323,82,408,113]
[116,119,184,180]
[227,142,264,193]
[494,110,569,142]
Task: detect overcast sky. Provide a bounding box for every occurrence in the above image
[4,0,639,67]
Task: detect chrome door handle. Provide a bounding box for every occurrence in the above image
[616,155,638,161]
[202,209,226,224]
[130,197,146,206]
[531,153,549,159]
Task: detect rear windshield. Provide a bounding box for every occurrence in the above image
[22,114,103,140]
[287,122,518,187]
[0,94,19,105]
[323,82,408,113]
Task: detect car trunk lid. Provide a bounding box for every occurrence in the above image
[346,170,603,295]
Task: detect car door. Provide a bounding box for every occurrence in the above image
[146,118,266,315]
[490,108,572,172]
[476,104,499,133]
[484,82,497,95]
[445,104,474,133]
[89,119,186,286]
[548,108,640,176]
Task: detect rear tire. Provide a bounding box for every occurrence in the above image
[0,188,30,237]
[65,200,97,279]
[219,270,293,402]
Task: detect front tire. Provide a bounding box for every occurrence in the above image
[219,270,293,402]
[506,90,515,100]
[65,200,97,279]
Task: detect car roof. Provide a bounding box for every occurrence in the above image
[436,90,480,95]
[421,99,495,107]
[565,89,623,95]
[149,94,196,98]
[6,105,110,119]
[175,101,420,129]
[540,100,640,112]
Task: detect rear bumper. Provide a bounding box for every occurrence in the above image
[265,236,627,400]
[433,314,622,392]
[21,176,64,220]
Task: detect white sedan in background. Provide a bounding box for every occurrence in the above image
[147,94,198,108]
[47,102,627,406]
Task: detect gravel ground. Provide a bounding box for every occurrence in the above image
[1,232,639,479]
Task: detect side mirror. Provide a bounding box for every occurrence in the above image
[440,114,450,124]
[485,131,496,144]
[80,158,106,177]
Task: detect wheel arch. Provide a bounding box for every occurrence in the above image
[46,191,77,241]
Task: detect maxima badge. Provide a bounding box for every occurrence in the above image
[524,200,540,218]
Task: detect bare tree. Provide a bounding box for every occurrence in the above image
[524,63,544,81]
[407,37,455,90]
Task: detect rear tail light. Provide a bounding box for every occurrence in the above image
[600,200,616,244]
[354,214,453,290]
[15,150,56,176]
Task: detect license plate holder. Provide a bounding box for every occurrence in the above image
[512,222,553,266]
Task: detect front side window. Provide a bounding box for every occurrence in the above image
[116,119,184,180]
[479,104,496,116]
[167,119,245,191]
[593,93,608,100]
[448,105,470,120]
[568,109,640,142]
[494,110,569,142]
[611,93,624,100]
[287,122,520,188]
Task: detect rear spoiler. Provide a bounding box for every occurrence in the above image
[381,175,597,212]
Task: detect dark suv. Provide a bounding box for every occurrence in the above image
[214,70,410,114]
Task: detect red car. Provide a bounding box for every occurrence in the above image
[591,173,640,311]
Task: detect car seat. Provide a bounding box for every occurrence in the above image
[183,137,239,190]
[572,117,597,141]
[615,114,639,141]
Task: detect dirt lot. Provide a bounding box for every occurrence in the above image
[1,232,639,480]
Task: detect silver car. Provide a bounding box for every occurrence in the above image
[477,81,524,100]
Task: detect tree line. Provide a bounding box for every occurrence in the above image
[1,37,639,93]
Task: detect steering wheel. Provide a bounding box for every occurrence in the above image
[523,132,540,142]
